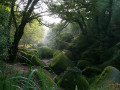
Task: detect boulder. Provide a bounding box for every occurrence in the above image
[37,46,54,59]
[94,66,120,88]
[57,67,89,90]
[50,52,73,74]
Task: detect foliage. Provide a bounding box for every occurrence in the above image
[37,46,54,59]
[0,4,10,60]
[82,66,101,78]
[50,52,73,74]
[77,60,92,70]
[20,20,45,47]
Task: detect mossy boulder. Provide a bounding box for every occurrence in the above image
[17,50,46,67]
[53,50,61,57]
[34,70,59,89]
[63,50,72,59]
[82,67,101,78]
[37,46,54,59]
[50,52,73,74]
[93,66,120,88]
[77,60,92,70]
[57,67,89,90]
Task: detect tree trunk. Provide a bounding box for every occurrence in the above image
[9,23,26,62]
[8,0,39,62]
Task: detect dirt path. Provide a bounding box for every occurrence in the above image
[42,58,52,65]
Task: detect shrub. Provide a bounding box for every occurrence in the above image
[50,52,73,74]
[58,33,73,42]
[37,46,54,59]
[81,49,100,64]
[57,67,89,90]
[57,41,69,50]
[77,60,92,70]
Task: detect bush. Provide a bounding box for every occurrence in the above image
[58,33,73,42]
[57,67,89,90]
[77,60,92,70]
[56,41,69,50]
[50,52,73,74]
[82,66,101,78]
[81,49,100,64]
[37,46,54,59]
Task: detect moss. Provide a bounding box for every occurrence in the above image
[57,72,89,90]
[92,66,120,88]
[53,50,61,57]
[77,60,92,70]
[37,46,54,59]
[82,66,101,78]
[50,52,73,74]
[17,50,46,67]
[34,70,59,89]
[63,50,72,59]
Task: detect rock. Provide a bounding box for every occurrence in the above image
[50,52,73,74]
[94,66,120,88]
[37,46,54,59]
[17,50,46,67]
[57,67,89,90]
[34,70,59,89]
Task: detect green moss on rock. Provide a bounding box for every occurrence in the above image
[77,60,92,70]
[53,50,61,57]
[63,49,72,59]
[93,66,120,88]
[37,46,54,59]
[50,52,73,74]
[57,71,89,90]
[34,70,59,89]
[17,50,46,67]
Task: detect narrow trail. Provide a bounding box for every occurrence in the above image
[42,58,52,65]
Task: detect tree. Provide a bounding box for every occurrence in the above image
[47,0,88,34]
[8,0,45,62]
[20,20,45,47]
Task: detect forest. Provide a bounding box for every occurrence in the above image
[0,0,120,90]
